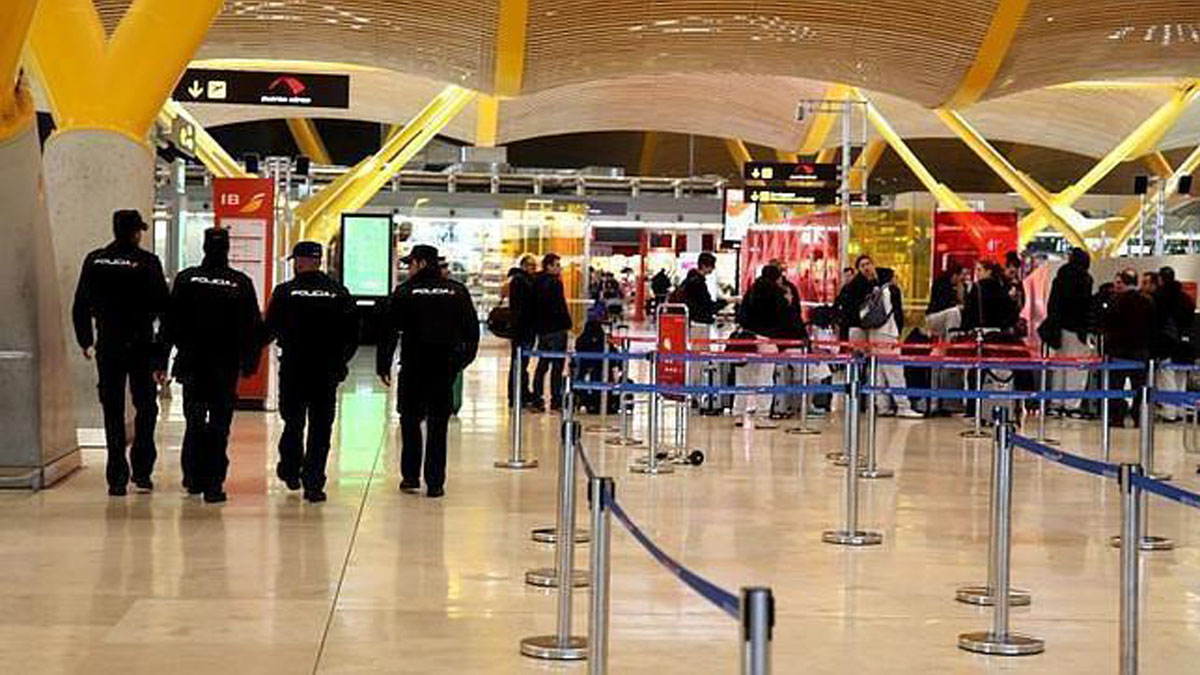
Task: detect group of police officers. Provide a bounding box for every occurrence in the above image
[72,211,477,503]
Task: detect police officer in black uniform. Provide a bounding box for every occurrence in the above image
[264,241,358,503]
[165,228,264,503]
[377,245,479,498]
[72,209,170,496]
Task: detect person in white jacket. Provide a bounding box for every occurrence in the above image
[865,268,922,418]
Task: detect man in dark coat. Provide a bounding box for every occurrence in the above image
[507,254,538,409]
[1105,270,1155,427]
[530,253,573,412]
[1153,266,1196,421]
[72,209,170,495]
[377,245,479,498]
[1043,247,1094,412]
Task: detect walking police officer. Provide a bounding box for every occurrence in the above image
[165,228,264,503]
[264,241,358,503]
[377,245,479,498]
[72,210,170,496]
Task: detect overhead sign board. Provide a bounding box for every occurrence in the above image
[174,68,350,109]
[743,161,840,183]
[746,187,839,205]
[170,116,197,157]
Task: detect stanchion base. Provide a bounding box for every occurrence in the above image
[955,585,1032,606]
[1109,535,1176,551]
[524,568,589,588]
[832,455,866,468]
[957,631,1044,656]
[585,423,621,434]
[960,430,991,440]
[822,530,883,546]
[630,462,675,475]
[530,527,589,545]
[858,468,895,479]
[1035,437,1060,447]
[1149,471,1172,482]
[786,426,822,436]
[494,458,539,470]
[520,635,588,661]
[825,452,847,463]
[606,437,645,447]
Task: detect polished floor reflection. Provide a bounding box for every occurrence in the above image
[1,345,1198,673]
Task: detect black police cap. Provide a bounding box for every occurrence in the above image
[112,209,148,237]
[401,244,439,266]
[290,241,323,260]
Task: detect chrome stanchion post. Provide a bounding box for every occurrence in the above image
[788,346,820,436]
[741,587,774,675]
[522,384,589,660]
[498,345,539,470]
[956,407,1032,606]
[860,355,893,479]
[587,476,614,675]
[1037,344,1059,446]
[1102,363,1113,461]
[632,352,674,475]
[525,379,590,589]
[823,362,882,546]
[607,332,643,447]
[1142,361,1170,481]
[958,407,1044,656]
[826,360,855,463]
[1119,464,1142,675]
[588,323,618,434]
[961,333,990,440]
[1111,374,1175,551]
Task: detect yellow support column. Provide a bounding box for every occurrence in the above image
[286,118,332,166]
[858,95,970,212]
[476,95,499,148]
[942,0,1032,108]
[849,139,887,193]
[1103,144,1200,257]
[158,101,249,179]
[724,138,752,167]
[935,108,1089,249]
[0,0,38,140]
[639,132,660,176]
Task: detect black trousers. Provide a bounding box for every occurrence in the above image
[1110,367,1148,426]
[95,344,159,488]
[508,337,534,407]
[278,370,338,490]
[399,357,457,490]
[533,330,568,407]
[180,370,239,493]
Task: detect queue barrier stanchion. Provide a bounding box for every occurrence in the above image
[607,332,644,448]
[586,475,614,675]
[859,355,894,480]
[525,377,590,591]
[826,359,856,464]
[1119,464,1143,675]
[497,345,539,470]
[1101,362,1113,462]
[961,361,990,440]
[786,346,821,436]
[823,362,883,546]
[956,406,1032,607]
[631,352,674,476]
[587,323,620,434]
[1110,375,1175,552]
[957,407,1045,656]
[1143,361,1170,481]
[1036,345,1060,446]
[741,587,774,675]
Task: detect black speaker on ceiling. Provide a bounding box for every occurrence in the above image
[244,153,261,175]
[295,155,311,176]
[1178,175,1193,195]
[1134,175,1149,195]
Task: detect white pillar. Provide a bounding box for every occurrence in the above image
[0,123,80,487]
[42,130,155,438]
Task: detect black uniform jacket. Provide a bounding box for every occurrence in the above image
[166,258,264,379]
[72,240,170,367]
[265,270,359,381]
[376,266,480,379]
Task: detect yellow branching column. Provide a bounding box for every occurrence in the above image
[0,0,81,487]
[28,0,223,429]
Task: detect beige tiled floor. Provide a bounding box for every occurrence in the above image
[2,345,1198,673]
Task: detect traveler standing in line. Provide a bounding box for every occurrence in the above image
[925,262,964,339]
[377,245,479,498]
[1041,247,1093,415]
[507,254,538,409]
[773,269,813,418]
[1152,266,1195,422]
[677,251,727,386]
[531,253,573,412]
[264,242,358,503]
[165,228,264,503]
[1104,270,1155,427]
[734,265,789,428]
[867,268,922,418]
[72,210,170,496]
[835,254,880,345]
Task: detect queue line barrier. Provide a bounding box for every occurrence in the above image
[520,376,774,674]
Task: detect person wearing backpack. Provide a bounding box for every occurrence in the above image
[864,268,921,418]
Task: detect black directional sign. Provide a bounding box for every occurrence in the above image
[746,186,840,205]
[173,68,350,109]
[743,161,840,183]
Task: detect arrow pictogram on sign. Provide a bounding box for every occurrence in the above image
[188,81,204,98]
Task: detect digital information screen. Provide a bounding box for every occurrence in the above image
[341,214,392,297]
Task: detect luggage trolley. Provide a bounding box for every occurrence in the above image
[636,304,706,467]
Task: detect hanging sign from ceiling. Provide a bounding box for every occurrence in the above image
[174,68,350,109]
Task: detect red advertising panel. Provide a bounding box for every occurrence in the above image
[932,211,1018,276]
[657,312,688,394]
[740,211,841,307]
[213,177,275,405]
